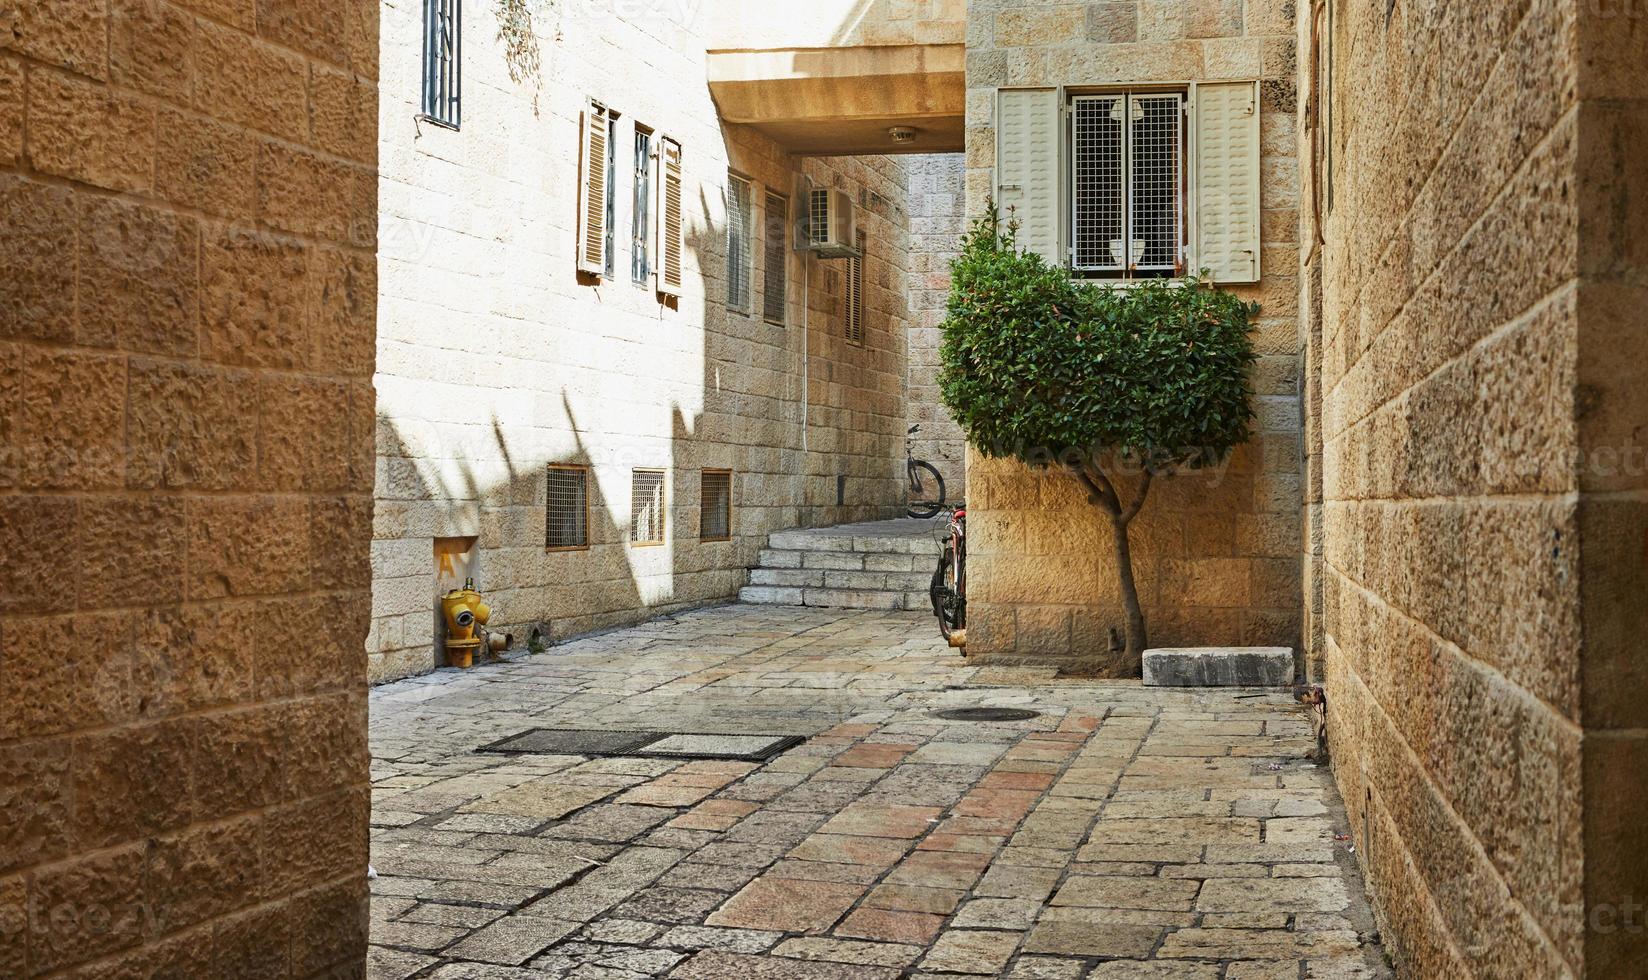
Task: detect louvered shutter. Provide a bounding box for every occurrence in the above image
[995,88,1061,264]
[655,136,684,296]
[1192,81,1261,283]
[578,101,611,276]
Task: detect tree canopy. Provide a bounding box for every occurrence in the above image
[938,209,1259,476]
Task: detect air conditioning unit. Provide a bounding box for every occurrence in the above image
[798,187,860,259]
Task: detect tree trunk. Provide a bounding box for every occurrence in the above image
[1070,464,1154,677]
[1111,513,1148,673]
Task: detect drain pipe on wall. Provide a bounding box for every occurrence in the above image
[801,248,810,456]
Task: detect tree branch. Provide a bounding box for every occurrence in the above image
[1072,465,1120,516]
[1119,469,1154,524]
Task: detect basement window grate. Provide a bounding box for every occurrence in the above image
[701,469,732,541]
[546,465,589,551]
[630,469,666,546]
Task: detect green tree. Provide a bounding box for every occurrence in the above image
[938,207,1259,671]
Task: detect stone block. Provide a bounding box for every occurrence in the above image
[199,230,311,370]
[1142,647,1294,688]
[76,194,200,356]
[0,59,21,165]
[28,844,145,973]
[0,176,78,344]
[26,67,156,194]
[155,107,257,218]
[193,18,307,141]
[110,0,194,97]
[6,0,108,79]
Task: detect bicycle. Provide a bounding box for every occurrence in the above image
[930,502,966,647]
[905,425,946,519]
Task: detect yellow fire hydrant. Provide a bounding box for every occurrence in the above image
[440,579,510,669]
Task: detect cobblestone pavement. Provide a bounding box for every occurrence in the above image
[369,605,1390,979]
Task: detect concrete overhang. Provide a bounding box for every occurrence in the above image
[706,44,964,156]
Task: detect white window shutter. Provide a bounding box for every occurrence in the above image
[655,136,684,296]
[995,88,1061,264]
[1192,81,1261,283]
[578,101,611,276]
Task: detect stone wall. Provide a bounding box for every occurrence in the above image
[904,153,967,497]
[372,2,911,682]
[961,0,1304,669]
[1304,0,1648,973]
[0,0,376,975]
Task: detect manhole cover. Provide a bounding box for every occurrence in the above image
[930,707,1041,722]
[478,729,804,761]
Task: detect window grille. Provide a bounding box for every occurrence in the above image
[701,470,732,541]
[546,466,589,550]
[762,191,787,325]
[632,127,653,284]
[1072,96,1124,271]
[726,175,753,312]
[1072,91,1184,275]
[603,113,617,279]
[845,231,866,344]
[630,469,666,545]
[421,0,461,128]
[808,188,830,248]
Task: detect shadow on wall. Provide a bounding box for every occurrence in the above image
[370,125,905,682]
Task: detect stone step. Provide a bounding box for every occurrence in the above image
[746,521,945,612]
[739,586,932,612]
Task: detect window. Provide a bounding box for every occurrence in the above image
[700,470,732,541]
[726,174,753,312]
[421,0,461,128]
[630,469,666,545]
[632,126,653,284]
[546,466,589,550]
[995,83,1261,284]
[1072,92,1184,276]
[762,191,787,325]
[656,137,684,297]
[577,101,616,277]
[845,230,865,345]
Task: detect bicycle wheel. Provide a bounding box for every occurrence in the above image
[930,544,965,641]
[907,461,945,519]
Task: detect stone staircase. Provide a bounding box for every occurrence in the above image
[739,518,944,611]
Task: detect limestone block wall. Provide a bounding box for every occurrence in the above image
[961,0,1304,669]
[372,1,911,682]
[904,153,968,496]
[1304,0,1647,973]
[0,0,376,975]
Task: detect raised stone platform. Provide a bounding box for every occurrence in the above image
[1142,647,1295,688]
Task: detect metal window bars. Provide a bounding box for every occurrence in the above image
[546,466,589,550]
[846,230,866,344]
[763,191,787,325]
[700,470,732,541]
[630,469,666,545]
[1072,91,1184,275]
[632,129,652,284]
[421,0,460,128]
[726,175,753,312]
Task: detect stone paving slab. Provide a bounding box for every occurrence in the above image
[368,605,1389,978]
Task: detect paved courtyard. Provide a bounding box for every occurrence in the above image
[368,605,1389,978]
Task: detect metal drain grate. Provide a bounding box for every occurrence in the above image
[478,728,804,762]
[930,707,1042,722]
